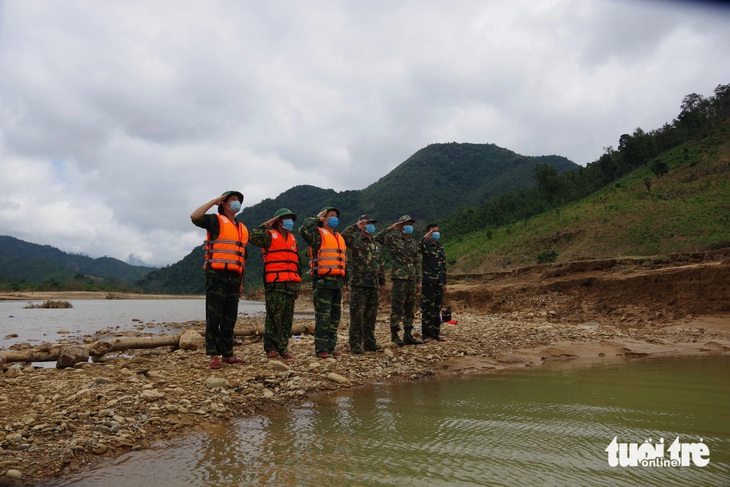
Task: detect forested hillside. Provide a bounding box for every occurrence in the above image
[0,236,154,291]
[444,83,730,271]
[137,144,576,293]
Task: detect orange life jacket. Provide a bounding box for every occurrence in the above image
[309,228,346,277]
[204,215,248,275]
[263,229,302,283]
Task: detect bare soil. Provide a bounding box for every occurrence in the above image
[1,251,729,485]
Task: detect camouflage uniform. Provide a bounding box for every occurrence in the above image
[299,216,345,354]
[192,213,247,357]
[342,223,385,352]
[249,224,301,355]
[374,227,420,338]
[419,237,447,339]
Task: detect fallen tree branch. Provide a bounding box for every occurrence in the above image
[1,323,314,364]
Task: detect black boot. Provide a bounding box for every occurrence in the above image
[403,327,423,345]
[391,329,404,347]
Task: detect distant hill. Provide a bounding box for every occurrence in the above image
[0,236,155,288]
[137,143,577,294]
[445,120,730,272]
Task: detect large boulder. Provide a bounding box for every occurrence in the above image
[178,330,204,351]
[56,346,89,368]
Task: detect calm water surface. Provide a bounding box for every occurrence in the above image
[0,299,265,347]
[53,355,730,487]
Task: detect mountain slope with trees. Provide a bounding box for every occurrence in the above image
[443,83,730,272]
[138,145,576,294]
[0,236,154,291]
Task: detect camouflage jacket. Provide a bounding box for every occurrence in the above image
[419,237,447,285]
[374,228,420,281]
[341,224,385,289]
[298,216,345,289]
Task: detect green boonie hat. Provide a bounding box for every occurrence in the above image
[221,190,244,202]
[218,190,244,214]
[398,214,415,224]
[273,208,297,221]
[320,206,341,217]
[360,214,377,223]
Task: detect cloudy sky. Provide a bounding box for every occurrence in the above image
[1,0,728,267]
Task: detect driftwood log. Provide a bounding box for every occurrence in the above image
[0,323,314,364]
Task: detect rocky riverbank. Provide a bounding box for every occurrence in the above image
[2,308,729,485]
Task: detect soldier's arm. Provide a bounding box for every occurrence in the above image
[298,216,321,249]
[248,224,272,249]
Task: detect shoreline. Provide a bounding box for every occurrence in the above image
[1,309,729,484]
[0,291,205,301]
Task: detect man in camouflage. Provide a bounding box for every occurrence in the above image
[374,215,423,346]
[419,223,447,341]
[342,215,386,354]
[249,208,302,360]
[299,206,347,358]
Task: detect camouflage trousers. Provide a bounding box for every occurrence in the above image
[205,275,240,357]
[313,287,342,354]
[421,280,444,339]
[264,285,297,354]
[390,279,417,332]
[349,286,379,351]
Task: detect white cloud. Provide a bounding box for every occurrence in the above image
[0,0,728,266]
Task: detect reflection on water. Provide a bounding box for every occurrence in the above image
[53,355,730,486]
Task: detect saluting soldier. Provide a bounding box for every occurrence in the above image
[342,215,386,354]
[249,208,302,360]
[374,215,423,346]
[190,191,248,369]
[299,207,347,358]
[419,223,447,342]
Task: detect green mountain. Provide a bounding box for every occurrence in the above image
[0,235,155,289]
[138,144,577,294]
[444,88,730,272]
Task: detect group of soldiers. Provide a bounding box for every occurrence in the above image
[191,190,447,369]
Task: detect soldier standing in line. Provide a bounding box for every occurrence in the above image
[299,207,347,358]
[248,208,302,360]
[419,223,447,342]
[190,191,249,370]
[374,215,423,346]
[342,215,386,354]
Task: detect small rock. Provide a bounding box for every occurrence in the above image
[325,372,351,385]
[205,378,231,389]
[178,330,204,351]
[268,360,291,371]
[5,469,22,479]
[139,389,165,401]
[56,346,89,368]
[383,348,394,358]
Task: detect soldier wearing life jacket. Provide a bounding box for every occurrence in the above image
[299,206,347,358]
[191,191,249,370]
[249,208,302,360]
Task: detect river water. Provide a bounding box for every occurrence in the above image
[0,299,266,348]
[51,355,729,487]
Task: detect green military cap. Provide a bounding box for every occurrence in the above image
[273,208,296,221]
[320,206,341,217]
[398,215,415,224]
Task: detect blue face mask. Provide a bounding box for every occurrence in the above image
[402,224,413,235]
[229,200,242,213]
[281,218,294,231]
[365,223,375,234]
[431,232,440,240]
[327,216,339,228]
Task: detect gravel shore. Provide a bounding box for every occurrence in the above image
[2,304,729,485]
